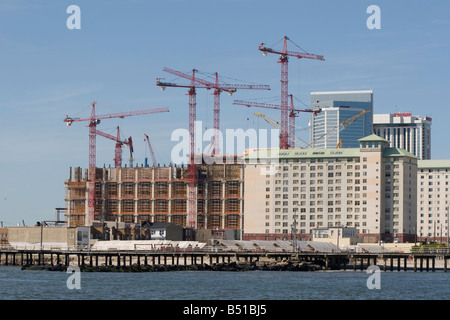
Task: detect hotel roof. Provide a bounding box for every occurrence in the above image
[418,159,450,169]
[244,147,417,160]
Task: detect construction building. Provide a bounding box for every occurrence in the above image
[243,134,418,243]
[373,113,432,160]
[64,160,244,237]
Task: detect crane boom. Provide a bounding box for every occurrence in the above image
[64,107,169,126]
[64,101,169,226]
[258,36,324,149]
[144,133,157,167]
[234,96,321,148]
[253,112,309,147]
[95,127,132,167]
[162,67,270,92]
[158,67,269,157]
[308,110,371,148]
[233,99,317,113]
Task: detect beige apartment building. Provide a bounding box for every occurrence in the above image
[417,160,450,243]
[243,134,418,243]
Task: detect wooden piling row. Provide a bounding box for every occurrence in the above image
[0,250,449,272]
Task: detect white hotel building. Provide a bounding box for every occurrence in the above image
[243,134,418,243]
[373,113,432,160]
[417,160,450,242]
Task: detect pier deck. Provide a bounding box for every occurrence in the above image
[1,249,449,272]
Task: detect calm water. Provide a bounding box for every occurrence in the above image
[0,266,449,300]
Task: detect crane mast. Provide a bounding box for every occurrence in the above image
[95,126,132,167]
[144,133,157,167]
[258,36,324,149]
[65,102,169,226]
[157,67,269,229]
[158,67,269,155]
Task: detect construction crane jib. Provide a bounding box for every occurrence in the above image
[64,102,169,226]
[258,36,324,150]
[233,95,321,148]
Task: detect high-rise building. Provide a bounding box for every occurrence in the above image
[373,113,432,160]
[243,134,418,243]
[417,160,450,242]
[310,90,373,149]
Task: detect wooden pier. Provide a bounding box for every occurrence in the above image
[1,249,449,272]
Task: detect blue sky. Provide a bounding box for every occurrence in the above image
[0,0,449,226]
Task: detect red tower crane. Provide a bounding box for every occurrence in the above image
[64,102,169,226]
[157,67,270,155]
[156,67,269,229]
[144,133,157,167]
[156,69,198,229]
[95,126,133,167]
[233,95,321,148]
[258,36,324,149]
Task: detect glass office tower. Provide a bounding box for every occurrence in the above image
[310,90,373,148]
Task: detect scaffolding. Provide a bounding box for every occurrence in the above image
[106,183,118,198]
[172,199,187,213]
[225,181,240,197]
[172,181,187,198]
[208,199,222,214]
[155,182,169,198]
[137,182,152,198]
[225,214,240,229]
[155,199,168,213]
[154,167,170,180]
[106,199,118,213]
[171,214,186,226]
[226,164,241,180]
[225,199,240,213]
[207,214,222,229]
[207,165,224,180]
[122,199,135,213]
[137,199,151,213]
[121,182,135,199]
[210,181,222,198]
[137,167,153,180]
[65,163,244,230]
[122,167,135,181]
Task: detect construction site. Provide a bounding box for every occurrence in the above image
[60,36,383,245]
[61,36,325,238]
[65,162,244,231]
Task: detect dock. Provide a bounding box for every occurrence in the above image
[1,249,449,272]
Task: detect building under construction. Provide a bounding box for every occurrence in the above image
[64,159,244,235]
